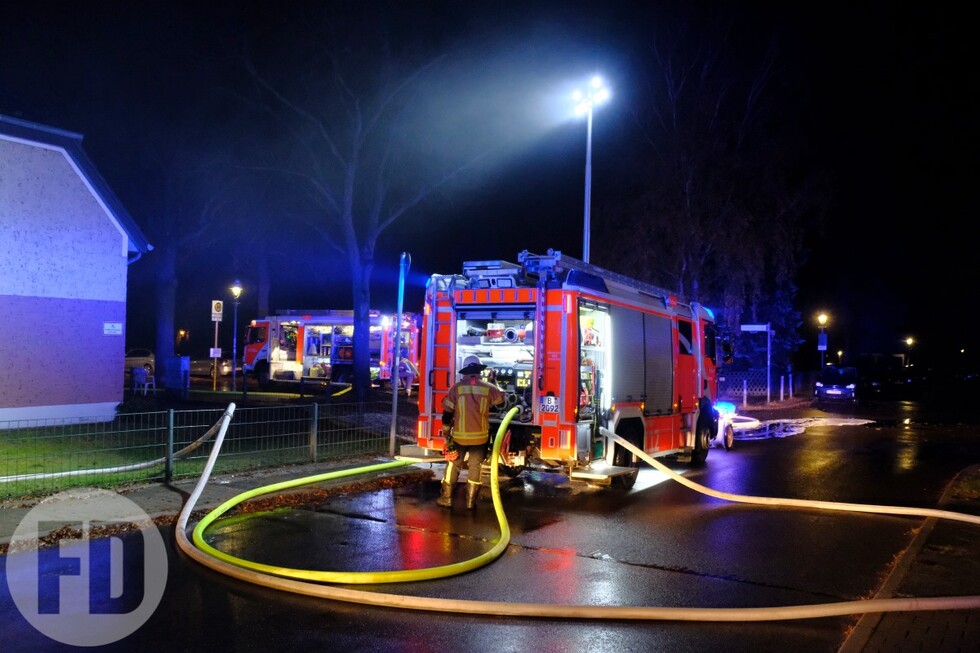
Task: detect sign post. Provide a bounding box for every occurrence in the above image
[211,300,223,391]
[390,252,411,457]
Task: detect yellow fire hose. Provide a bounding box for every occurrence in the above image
[176,403,980,620]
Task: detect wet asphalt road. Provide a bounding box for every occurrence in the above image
[3,397,980,652]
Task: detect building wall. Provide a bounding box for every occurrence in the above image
[0,137,130,421]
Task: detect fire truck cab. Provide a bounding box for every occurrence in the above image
[404,249,730,489]
[243,310,420,390]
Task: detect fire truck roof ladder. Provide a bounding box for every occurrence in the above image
[518,249,683,307]
[462,259,522,289]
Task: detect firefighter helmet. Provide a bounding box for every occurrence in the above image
[459,355,486,375]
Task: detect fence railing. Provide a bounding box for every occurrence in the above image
[718,369,817,406]
[0,400,410,500]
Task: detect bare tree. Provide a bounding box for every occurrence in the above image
[593,11,830,367]
[137,133,239,386]
[238,10,488,399]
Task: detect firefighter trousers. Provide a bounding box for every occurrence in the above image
[442,442,487,487]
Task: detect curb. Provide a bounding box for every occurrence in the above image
[836,463,980,653]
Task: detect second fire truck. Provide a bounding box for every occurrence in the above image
[243,310,420,390]
[404,249,733,488]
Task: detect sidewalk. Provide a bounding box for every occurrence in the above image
[740,398,980,653]
[0,456,438,552]
[839,463,980,653]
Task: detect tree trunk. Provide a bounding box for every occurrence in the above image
[350,261,372,402]
[257,251,271,317]
[153,243,178,388]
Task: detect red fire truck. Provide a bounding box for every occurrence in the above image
[404,249,733,488]
[242,310,420,390]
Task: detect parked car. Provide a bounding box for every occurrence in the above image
[814,365,859,403]
[190,358,232,377]
[124,348,155,376]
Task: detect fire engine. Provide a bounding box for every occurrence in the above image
[242,310,421,390]
[404,249,734,489]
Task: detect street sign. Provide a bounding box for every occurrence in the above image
[211,300,223,322]
[741,323,769,332]
[817,332,828,351]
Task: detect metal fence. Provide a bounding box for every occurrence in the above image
[0,400,407,500]
[718,369,817,406]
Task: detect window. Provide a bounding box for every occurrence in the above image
[704,322,717,364]
[246,326,267,345]
[677,319,693,356]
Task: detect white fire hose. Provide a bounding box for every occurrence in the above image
[176,404,980,620]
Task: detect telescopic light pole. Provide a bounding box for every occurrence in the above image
[573,75,610,264]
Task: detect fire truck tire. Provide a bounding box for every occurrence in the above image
[614,468,638,490]
[691,420,712,465]
[611,420,642,489]
[722,424,735,450]
[255,363,271,390]
[612,433,635,468]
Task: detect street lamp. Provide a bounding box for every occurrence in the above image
[905,336,914,367]
[230,279,243,392]
[573,75,610,264]
[817,313,829,368]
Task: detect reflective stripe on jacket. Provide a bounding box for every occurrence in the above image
[442,376,505,445]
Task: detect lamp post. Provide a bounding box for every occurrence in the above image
[817,313,829,368]
[230,279,242,392]
[905,336,914,367]
[573,75,610,264]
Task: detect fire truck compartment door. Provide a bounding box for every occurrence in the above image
[609,306,645,402]
[608,305,673,415]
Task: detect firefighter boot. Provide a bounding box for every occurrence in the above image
[436,482,454,508]
[465,482,481,510]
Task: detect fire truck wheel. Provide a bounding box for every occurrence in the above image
[255,363,271,390]
[612,437,634,468]
[612,420,643,471]
[722,424,735,450]
[691,420,712,465]
[613,468,638,491]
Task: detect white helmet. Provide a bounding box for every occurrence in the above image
[459,355,486,375]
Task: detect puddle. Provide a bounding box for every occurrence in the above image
[735,417,874,440]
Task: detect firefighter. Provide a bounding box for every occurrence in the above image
[398,353,418,396]
[437,355,506,509]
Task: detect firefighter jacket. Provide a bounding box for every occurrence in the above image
[442,375,506,446]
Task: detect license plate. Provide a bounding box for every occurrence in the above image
[827,389,841,395]
[540,396,559,413]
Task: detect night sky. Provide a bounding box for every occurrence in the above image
[1,2,974,368]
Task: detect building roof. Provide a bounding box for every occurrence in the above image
[0,113,153,257]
